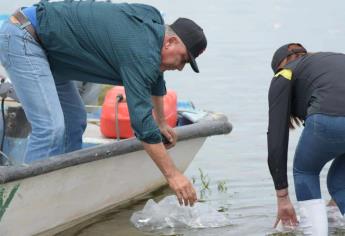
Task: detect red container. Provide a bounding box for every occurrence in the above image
[100,86,177,139]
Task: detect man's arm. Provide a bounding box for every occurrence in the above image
[152,95,166,124]
[145,97,195,205]
[142,141,197,206]
[120,65,196,206]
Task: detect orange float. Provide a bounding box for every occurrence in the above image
[100,86,177,139]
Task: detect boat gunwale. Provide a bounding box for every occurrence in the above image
[0,114,232,184]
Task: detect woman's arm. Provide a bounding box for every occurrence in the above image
[267,70,298,227]
[267,71,292,190]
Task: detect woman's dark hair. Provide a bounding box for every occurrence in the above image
[286,44,307,129]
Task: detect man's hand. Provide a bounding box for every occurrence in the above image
[142,142,196,207]
[167,170,197,206]
[152,96,177,149]
[159,123,177,149]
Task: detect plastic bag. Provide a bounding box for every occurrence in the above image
[130,195,231,232]
[271,219,303,236]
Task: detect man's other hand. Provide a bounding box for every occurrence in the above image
[159,124,177,149]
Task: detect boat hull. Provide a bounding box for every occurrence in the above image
[0,138,206,236]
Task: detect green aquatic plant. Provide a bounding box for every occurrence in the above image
[0,183,20,221]
[198,168,211,201]
[217,180,228,193]
[193,168,230,201]
[198,168,210,190]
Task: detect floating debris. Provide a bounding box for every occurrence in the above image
[130,195,232,232]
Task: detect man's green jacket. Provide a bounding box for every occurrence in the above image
[36,0,167,143]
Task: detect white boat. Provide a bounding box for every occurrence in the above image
[0,109,232,236]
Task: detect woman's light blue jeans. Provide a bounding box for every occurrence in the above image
[0,21,86,164]
[293,114,345,214]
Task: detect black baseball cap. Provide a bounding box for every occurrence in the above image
[271,43,307,73]
[170,18,207,73]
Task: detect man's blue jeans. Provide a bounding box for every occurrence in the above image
[293,114,345,214]
[0,21,86,164]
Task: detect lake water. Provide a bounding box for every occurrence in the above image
[2,0,345,235]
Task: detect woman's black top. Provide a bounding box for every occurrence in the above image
[268,52,345,190]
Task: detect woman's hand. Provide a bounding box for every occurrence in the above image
[274,189,298,228]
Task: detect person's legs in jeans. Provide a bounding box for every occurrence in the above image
[293,126,328,200]
[0,21,65,163]
[55,80,87,153]
[327,154,345,215]
[293,114,345,234]
[294,114,345,200]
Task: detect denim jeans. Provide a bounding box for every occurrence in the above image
[0,21,86,164]
[293,114,345,214]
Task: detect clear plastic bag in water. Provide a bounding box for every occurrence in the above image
[269,220,303,236]
[130,195,231,232]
